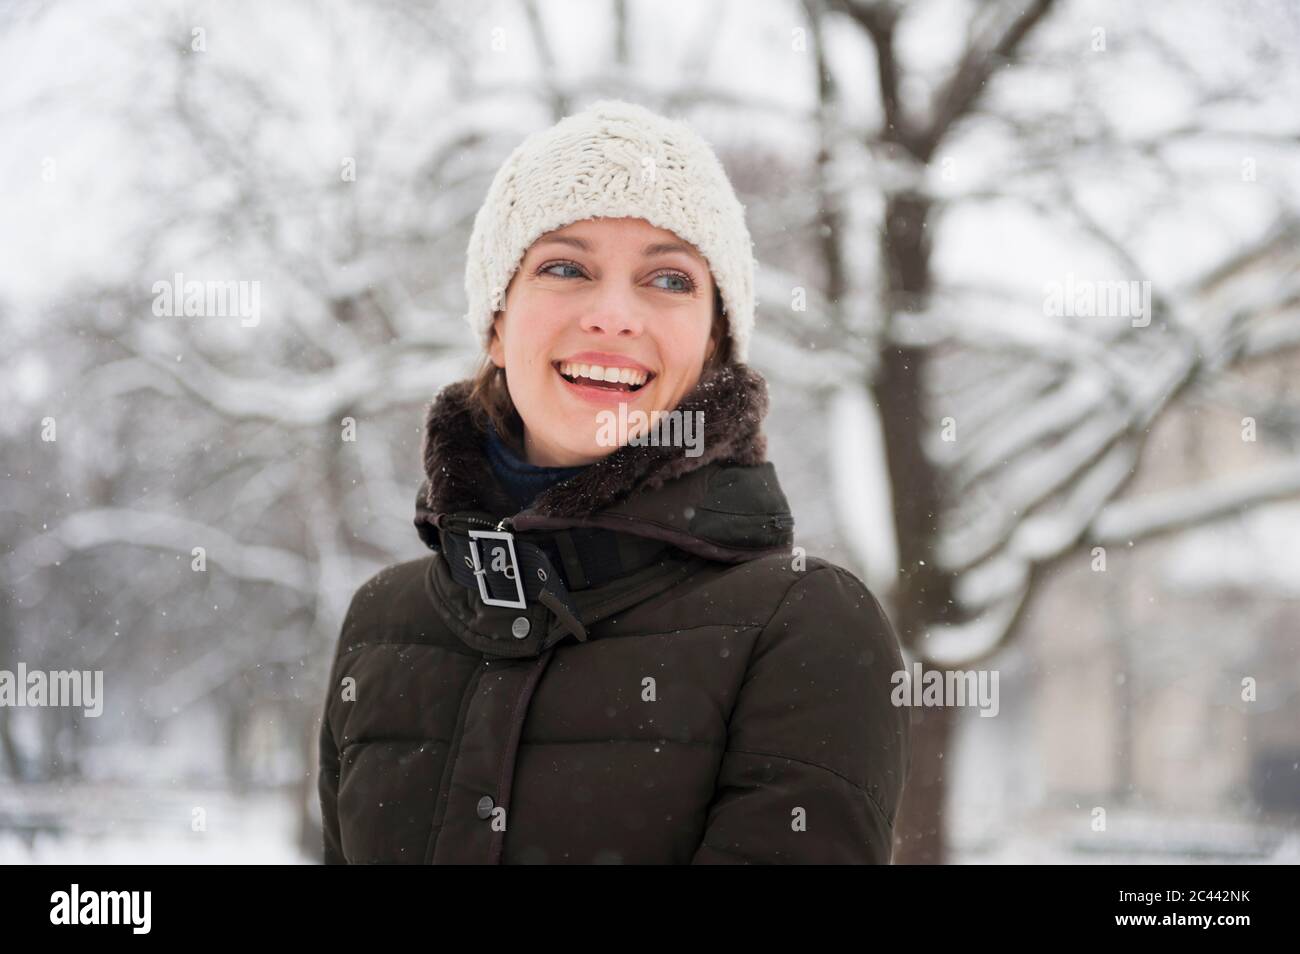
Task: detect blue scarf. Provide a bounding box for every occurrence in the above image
[483,420,592,511]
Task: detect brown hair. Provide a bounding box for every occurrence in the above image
[468,284,732,457]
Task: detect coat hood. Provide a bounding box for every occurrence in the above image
[413,361,794,563]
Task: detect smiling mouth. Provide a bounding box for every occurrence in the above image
[553,361,654,393]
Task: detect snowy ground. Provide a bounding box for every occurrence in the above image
[0,783,312,864]
[3,781,1295,864]
[951,806,1300,864]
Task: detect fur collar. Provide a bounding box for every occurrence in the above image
[417,361,771,522]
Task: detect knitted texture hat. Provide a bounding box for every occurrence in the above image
[463,99,757,363]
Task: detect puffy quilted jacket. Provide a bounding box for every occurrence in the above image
[317,362,911,863]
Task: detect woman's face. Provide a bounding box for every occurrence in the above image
[488,216,718,467]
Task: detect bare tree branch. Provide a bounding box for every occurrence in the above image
[1093,458,1300,545]
[8,509,313,594]
[917,0,1057,160]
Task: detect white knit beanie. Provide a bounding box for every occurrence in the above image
[464,99,757,363]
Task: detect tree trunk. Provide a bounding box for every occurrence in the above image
[0,706,24,780]
[873,189,960,862]
[892,704,955,864]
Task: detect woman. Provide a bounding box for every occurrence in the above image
[317,99,910,864]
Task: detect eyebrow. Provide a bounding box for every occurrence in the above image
[532,235,702,260]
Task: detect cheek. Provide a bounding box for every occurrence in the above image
[655,318,711,371]
[506,302,568,354]
[504,318,567,400]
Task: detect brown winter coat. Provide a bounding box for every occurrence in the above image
[317,362,911,863]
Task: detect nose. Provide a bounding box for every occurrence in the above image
[578,285,645,339]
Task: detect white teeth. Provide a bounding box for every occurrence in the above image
[558,360,648,387]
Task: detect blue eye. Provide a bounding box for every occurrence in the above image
[540,261,584,279]
[650,271,696,293]
[537,261,696,294]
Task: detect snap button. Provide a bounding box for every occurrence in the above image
[511,616,530,639]
[476,795,494,819]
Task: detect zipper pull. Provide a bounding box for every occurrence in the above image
[496,516,514,532]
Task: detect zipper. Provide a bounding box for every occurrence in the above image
[448,513,514,533]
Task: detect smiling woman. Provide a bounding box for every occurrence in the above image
[474,252,728,464]
[481,216,729,466]
[317,99,911,866]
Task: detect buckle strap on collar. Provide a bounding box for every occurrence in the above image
[443,525,576,610]
[433,517,675,628]
[465,529,529,608]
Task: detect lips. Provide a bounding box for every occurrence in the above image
[552,360,655,405]
[552,360,654,392]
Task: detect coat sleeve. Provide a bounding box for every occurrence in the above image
[316,563,417,864]
[690,564,911,864]
[318,602,354,865]
[318,683,345,864]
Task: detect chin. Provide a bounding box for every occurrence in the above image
[531,432,598,466]
[571,437,614,462]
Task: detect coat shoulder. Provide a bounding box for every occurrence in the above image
[687,553,903,680]
[733,552,889,612]
[336,555,442,653]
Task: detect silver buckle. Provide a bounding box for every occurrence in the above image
[466,529,527,609]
